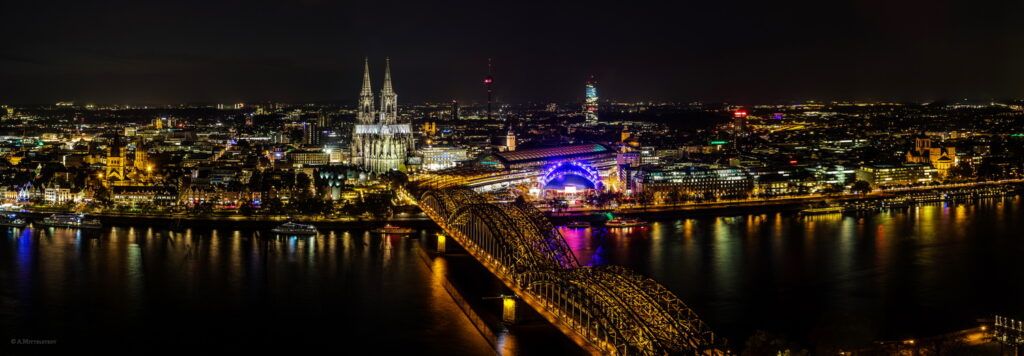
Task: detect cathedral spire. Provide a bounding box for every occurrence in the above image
[382,57,393,94]
[357,57,376,124]
[360,57,372,96]
[379,57,398,124]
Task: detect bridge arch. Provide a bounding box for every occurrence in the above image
[420,187,487,221]
[448,203,551,276]
[505,202,579,269]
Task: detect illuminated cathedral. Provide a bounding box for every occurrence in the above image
[351,58,414,172]
[104,134,153,186]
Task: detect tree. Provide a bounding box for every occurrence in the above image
[95,185,111,200]
[821,183,845,194]
[636,191,654,206]
[742,330,808,356]
[976,161,1005,180]
[340,201,365,216]
[263,197,284,214]
[946,163,975,180]
[380,170,409,189]
[666,189,681,204]
[295,172,312,198]
[363,191,396,218]
[280,170,296,190]
[239,199,254,216]
[851,180,872,194]
[247,170,263,191]
[290,196,328,216]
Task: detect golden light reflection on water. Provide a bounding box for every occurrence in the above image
[649,222,663,267]
[912,206,929,243]
[836,217,855,276]
[711,217,739,299]
[950,202,966,239]
[2,224,503,355]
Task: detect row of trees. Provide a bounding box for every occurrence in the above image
[231,190,399,219]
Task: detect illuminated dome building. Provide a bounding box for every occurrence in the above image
[449,143,621,197]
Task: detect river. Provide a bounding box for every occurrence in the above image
[2,196,1022,353]
[561,196,1024,349]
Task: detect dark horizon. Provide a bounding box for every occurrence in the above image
[2,0,1023,106]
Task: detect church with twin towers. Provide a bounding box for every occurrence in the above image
[351,58,415,173]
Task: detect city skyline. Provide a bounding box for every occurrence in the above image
[3,2,1024,354]
[3,1,1024,105]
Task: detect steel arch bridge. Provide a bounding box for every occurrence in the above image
[405,183,729,355]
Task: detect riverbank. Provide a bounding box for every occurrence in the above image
[548,181,1023,222]
[14,211,436,230]
[14,180,1022,229]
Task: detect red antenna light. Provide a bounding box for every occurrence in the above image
[484,58,494,84]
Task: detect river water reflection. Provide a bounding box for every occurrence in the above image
[560,196,1024,348]
[0,227,493,354]
[3,196,1022,352]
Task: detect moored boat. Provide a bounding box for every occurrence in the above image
[37,214,102,229]
[272,222,317,235]
[798,206,844,216]
[0,213,27,227]
[566,221,591,228]
[605,218,647,228]
[371,224,415,235]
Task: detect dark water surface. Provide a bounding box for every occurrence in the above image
[0,227,493,354]
[3,196,1022,353]
[561,196,1024,349]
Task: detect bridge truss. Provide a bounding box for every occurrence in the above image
[407,183,729,355]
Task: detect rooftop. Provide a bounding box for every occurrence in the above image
[491,144,612,164]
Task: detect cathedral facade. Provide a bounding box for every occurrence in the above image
[351,58,414,173]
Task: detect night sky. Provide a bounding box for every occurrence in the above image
[2,0,1023,105]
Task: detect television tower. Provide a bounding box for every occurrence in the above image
[484,58,494,120]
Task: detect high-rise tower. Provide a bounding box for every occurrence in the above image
[733,108,748,152]
[484,58,494,120]
[584,75,599,125]
[302,122,321,146]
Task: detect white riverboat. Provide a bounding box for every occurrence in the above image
[37,214,102,229]
[272,222,318,235]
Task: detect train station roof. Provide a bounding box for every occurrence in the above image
[480,143,614,169]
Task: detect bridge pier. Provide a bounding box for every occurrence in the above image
[502,295,517,324]
[436,234,446,254]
